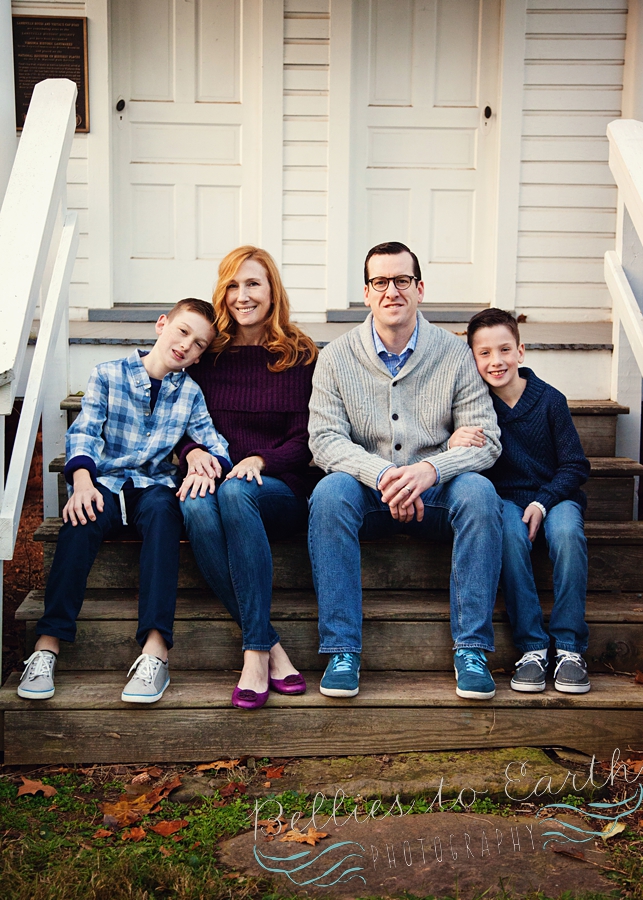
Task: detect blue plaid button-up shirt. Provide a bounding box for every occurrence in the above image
[66,349,230,492]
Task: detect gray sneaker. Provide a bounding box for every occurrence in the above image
[121,654,170,703]
[17,650,57,700]
[554,651,590,694]
[511,651,547,693]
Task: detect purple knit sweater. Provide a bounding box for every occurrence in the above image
[178,345,319,497]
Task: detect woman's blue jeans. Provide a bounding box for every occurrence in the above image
[500,499,589,654]
[308,471,502,654]
[181,476,309,651]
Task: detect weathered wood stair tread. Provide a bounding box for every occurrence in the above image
[61,396,631,415]
[16,589,643,622]
[1,671,640,711]
[47,454,643,476]
[2,673,641,763]
[34,518,643,543]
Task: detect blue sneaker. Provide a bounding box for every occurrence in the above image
[454,649,495,699]
[320,653,361,697]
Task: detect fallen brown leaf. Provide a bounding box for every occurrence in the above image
[100,774,183,828]
[122,826,146,842]
[172,833,184,843]
[146,766,163,779]
[17,777,57,799]
[149,819,188,837]
[190,842,201,849]
[635,670,643,685]
[92,829,115,839]
[131,772,151,786]
[196,759,240,772]
[257,817,287,836]
[263,781,271,788]
[280,827,328,846]
[79,842,93,851]
[220,782,246,797]
[265,766,285,779]
[224,872,242,880]
[551,845,586,861]
[629,760,643,774]
[517,314,528,323]
[159,845,173,858]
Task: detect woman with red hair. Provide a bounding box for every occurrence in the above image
[178,246,319,709]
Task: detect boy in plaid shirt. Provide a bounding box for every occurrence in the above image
[17,299,231,703]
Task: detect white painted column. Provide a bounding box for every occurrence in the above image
[0,0,16,202]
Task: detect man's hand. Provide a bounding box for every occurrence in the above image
[63,469,104,526]
[177,472,217,502]
[186,448,222,480]
[225,455,265,485]
[449,426,486,449]
[522,504,544,542]
[379,461,437,523]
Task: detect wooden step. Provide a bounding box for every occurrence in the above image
[16,590,643,674]
[33,519,643,592]
[48,452,642,522]
[0,671,640,763]
[59,397,631,458]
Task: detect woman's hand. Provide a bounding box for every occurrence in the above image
[448,426,486,449]
[226,455,265,485]
[186,448,222,479]
[176,472,217,502]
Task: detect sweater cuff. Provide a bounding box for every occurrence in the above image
[359,455,397,490]
[64,455,97,486]
[179,442,205,473]
[214,455,232,476]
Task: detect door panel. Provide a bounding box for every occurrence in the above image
[349,0,501,307]
[112,0,262,304]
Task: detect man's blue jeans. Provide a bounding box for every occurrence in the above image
[181,476,308,651]
[37,482,182,649]
[500,499,589,654]
[308,471,502,653]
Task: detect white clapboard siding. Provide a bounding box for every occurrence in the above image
[282,0,329,316]
[516,1,625,322]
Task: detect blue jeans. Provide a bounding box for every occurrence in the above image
[181,476,309,651]
[37,482,182,648]
[308,471,502,654]
[500,499,589,654]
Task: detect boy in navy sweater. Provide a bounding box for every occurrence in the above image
[451,309,591,693]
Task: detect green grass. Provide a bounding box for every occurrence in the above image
[0,770,639,900]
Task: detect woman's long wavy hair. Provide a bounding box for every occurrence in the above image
[209,246,318,372]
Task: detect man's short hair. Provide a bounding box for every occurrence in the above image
[364,241,422,284]
[167,297,215,326]
[467,308,521,348]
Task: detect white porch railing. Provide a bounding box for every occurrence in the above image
[0,79,79,678]
[605,119,643,482]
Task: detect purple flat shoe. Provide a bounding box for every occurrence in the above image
[269,673,307,695]
[231,685,269,710]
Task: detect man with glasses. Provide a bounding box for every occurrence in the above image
[308,241,502,701]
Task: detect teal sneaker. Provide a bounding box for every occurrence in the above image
[454,649,495,699]
[320,652,361,697]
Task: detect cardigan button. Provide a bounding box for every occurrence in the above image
[392,413,399,421]
[395,443,402,451]
[392,381,397,386]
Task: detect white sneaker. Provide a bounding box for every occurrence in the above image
[121,653,170,703]
[17,650,57,700]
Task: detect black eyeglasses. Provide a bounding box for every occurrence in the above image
[367,275,418,292]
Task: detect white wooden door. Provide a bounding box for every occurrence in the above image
[111,0,265,305]
[349,0,501,307]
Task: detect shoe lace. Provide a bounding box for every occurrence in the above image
[22,650,54,681]
[456,649,486,675]
[516,651,547,670]
[331,653,356,673]
[127,653,161,685]
[554,650,583,677]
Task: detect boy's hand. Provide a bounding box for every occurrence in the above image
[380,461,437,523]
[63,469,104,526]
[177,472,216,501]
[186,448,222,480]
[449,426,486,449]
[522,503,544,542]
[226,455,265,485]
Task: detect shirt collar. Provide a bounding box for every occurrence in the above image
[371,315,419,358]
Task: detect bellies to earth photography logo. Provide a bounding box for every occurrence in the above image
[247,750,643,892]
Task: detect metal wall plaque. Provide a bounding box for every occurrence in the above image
[13,16,89,132]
